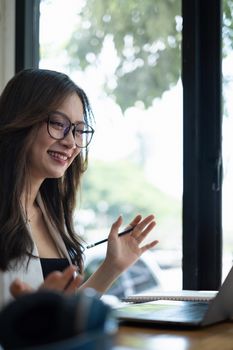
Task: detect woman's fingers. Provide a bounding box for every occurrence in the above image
[10,279,34,298]
[40,265,78,291]
[10,265,82,299]
[64,273,84,294]
[109,215,123,237]
[110,214,155,239]
[125,214,142,230]
[135,221,157,244]
[140,239,159,254]
[131,214,156,240]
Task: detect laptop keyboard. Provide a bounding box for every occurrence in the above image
[146,301,209,322]
[117,301,210,325]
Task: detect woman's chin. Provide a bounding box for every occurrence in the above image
[46,170,67,179]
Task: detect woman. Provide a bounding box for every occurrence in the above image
[0,68,157,307]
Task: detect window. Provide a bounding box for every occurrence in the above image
[16,0,223,292]
[39,0,183,293]
[222,0,233,280]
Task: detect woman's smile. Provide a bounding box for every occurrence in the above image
[47,150,71,165]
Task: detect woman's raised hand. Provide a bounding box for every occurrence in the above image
[71,214,158,294]
[104,214,158,273]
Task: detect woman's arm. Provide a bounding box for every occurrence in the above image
[10,214,157,297]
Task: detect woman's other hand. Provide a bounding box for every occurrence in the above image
[10,265,83,298]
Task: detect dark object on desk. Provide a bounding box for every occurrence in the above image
[116,265,233,327]
[0,289,116,349]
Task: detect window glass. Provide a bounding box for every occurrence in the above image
[39,0,182,294]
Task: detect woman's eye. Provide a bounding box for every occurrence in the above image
[50,120,65,129]
[76,129,84,135]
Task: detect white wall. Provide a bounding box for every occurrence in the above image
[0,0,15,92]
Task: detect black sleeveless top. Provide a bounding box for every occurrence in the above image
[40,258,70,279]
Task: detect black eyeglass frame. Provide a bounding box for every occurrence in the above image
[46,111,95,148]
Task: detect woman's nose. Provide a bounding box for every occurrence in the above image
[59,129,76,149]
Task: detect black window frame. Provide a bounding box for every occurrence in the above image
[15,0,40,72]
[182,0,222,290]
[15,0,223,290]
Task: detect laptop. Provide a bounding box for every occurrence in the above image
[115,266,233,327]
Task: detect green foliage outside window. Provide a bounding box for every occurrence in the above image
[66,0,181,111]
[79,160,180,229]
[65,0,233,111]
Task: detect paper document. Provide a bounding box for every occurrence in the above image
[121,290,217,303]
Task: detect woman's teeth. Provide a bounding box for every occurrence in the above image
[48,151,68,161]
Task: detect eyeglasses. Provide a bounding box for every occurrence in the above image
[47,111,94,148]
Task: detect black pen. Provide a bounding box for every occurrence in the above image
[86,227,134,249]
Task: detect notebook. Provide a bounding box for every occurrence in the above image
[115,266,233,327]
[121,290,217,303]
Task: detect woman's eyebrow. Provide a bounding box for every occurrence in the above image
[55,110,84,124]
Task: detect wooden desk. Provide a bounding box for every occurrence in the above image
[116,322,233,349]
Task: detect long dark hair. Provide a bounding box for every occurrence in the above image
[0,68,94,272]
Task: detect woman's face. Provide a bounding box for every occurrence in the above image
[28,93,84,182]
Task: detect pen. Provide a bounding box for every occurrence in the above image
[86,227,134,249]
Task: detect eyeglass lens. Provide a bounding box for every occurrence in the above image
[48,112,93,148]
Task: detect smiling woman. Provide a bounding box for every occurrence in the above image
[0,68,158,308]
[0,69,92,304]
[28,94,85,179]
